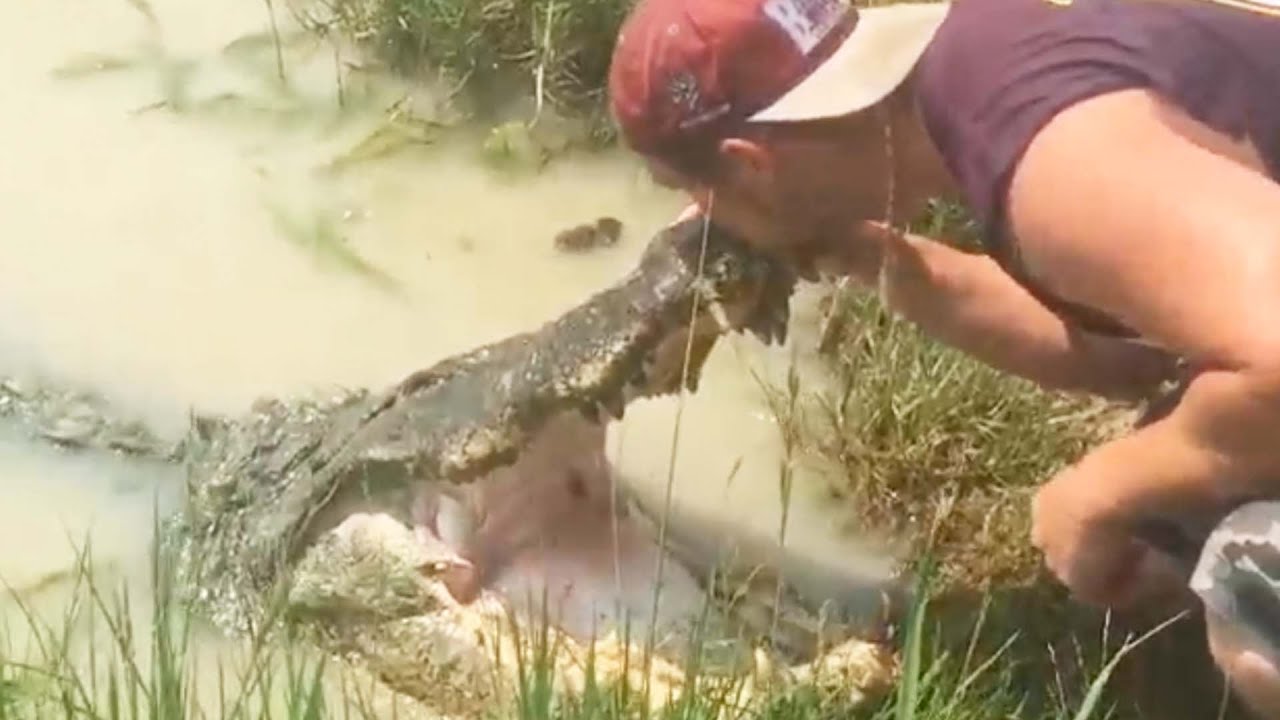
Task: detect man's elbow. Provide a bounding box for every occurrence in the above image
[1174,303,1280,480]
[1070,335,1180,402]
[1215,307,1280,383]
[1221,346,1280,416]
[1187,226,1280,380]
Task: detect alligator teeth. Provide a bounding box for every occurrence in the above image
[620,385,640,405]
[746,310,786,346]
[578,401,601,424]
[622,373,647,403]
[630,366,648,392]
[640,358,658,389]
[769,315,787,345]
[684,369,702,393]
[767,305,790,345]
[599,393,625,420]
[707,300,732,333]
[746,314,772,344]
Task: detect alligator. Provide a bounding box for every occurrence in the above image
[0,217,902,716]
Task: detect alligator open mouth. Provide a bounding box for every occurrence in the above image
[367,215,810,650]
[0,217,900,715]
[408,410,715,648]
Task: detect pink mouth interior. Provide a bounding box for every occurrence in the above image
[410,412,709,642]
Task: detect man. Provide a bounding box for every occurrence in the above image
[606,0,1280,715]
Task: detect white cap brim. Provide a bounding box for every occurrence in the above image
[749,2,950,123]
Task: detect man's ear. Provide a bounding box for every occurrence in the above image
[717,137,773,185]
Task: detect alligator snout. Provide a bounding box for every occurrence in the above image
[580,216,797,408]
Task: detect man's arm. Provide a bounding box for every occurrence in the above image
[1008,88,1280,507]
[822,221,1178,402]
[999,88,1280,605]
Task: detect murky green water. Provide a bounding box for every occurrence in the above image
[0,0,893,710]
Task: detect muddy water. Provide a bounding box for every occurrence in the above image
[0,0,892,709]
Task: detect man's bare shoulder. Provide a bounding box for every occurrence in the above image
[916,0,1280,246]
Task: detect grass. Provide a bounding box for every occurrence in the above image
[756,199,1117,595]
[798,278,1116,594]
[0,527,414,720]
[772,200,1250,719]
[293,0,634,146]
[1,527,1175,720]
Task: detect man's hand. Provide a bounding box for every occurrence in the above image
[1030,464,1188,608]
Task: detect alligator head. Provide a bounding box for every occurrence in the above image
[0,216,898,714]
[0,216,898,711]
[166,216,803,637]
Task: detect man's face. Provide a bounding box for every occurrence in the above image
[646,115,891,278]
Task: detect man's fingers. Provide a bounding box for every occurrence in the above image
[1064,535,1154,608]
[1031,487,1152,608]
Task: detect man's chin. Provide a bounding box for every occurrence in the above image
[775,243,835,283]
[791,256,823,282]
[725,225,837,282]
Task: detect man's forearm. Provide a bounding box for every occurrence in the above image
[1063,365,1280,526]
[869,230,1174,400]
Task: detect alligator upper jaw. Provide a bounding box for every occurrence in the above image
[608,239,796,406]
[632,294,757,400]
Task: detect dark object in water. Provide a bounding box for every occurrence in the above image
[554,216,625,252]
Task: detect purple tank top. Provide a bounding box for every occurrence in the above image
[914,0,1280,336]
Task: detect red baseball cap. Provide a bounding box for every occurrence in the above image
[609,0,949,162]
